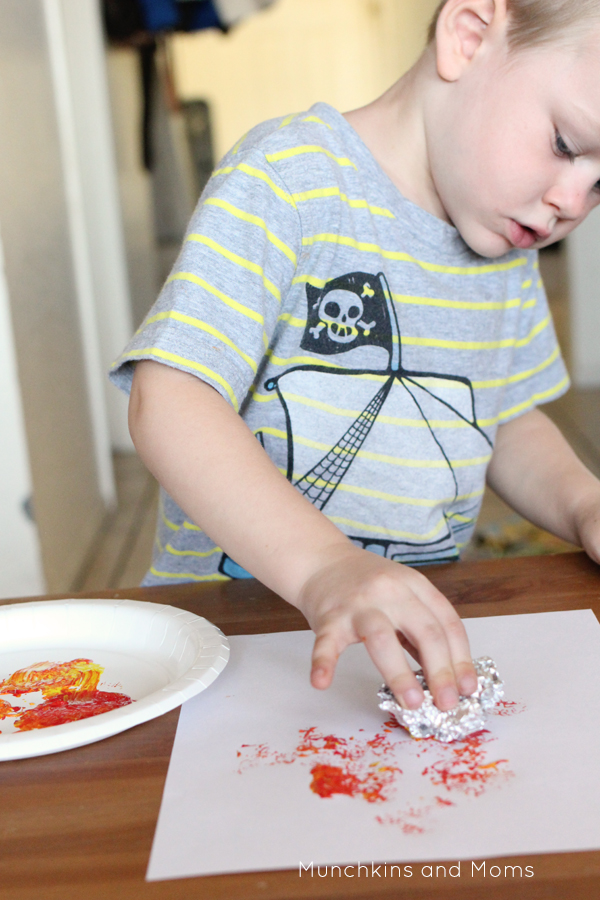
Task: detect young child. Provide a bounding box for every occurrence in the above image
[111,0,600,714]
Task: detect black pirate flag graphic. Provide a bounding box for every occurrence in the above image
[301,272,400,367]
[219,268,494,577]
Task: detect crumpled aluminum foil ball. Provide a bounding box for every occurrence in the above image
[377,656,504,743]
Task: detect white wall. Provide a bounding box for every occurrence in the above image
[44,0,122,492]
[568,207,600,387]
[171,0,439,161]
[0,0,114,591]
[53,0,135,455]
[0,232,45,599]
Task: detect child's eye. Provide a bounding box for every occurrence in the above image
[554,130,576,162]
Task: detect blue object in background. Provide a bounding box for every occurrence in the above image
[137,0,223,32]
[137,0,179,31]
[219,555,255,579]
[180,1,222,31]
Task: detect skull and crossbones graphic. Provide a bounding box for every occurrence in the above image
[309,289,376,344]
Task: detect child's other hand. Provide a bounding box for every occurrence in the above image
[573,494,600,566]
[295,545,478,712]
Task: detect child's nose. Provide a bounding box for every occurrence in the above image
[544,176,590,222]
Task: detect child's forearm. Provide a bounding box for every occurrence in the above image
[486,408,600,551]
[129,361,351,605]
[129,360,478,710]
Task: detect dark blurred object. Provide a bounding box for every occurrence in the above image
[102,0,278,41]
[140,41,157,169]
[137,0,224,33]
[103,0,147,42]
[181,100,214,197]
[179,1,223,32]
[103,0,225,40]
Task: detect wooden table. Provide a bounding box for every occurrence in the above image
[1,551,600,900]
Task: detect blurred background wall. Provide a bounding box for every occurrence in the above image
[171,0,439,162]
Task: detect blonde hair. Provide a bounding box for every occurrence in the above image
[428,0,600,48]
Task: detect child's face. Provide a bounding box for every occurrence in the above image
[429,30,600,258]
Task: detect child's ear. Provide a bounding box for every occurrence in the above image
[435,0,506,82]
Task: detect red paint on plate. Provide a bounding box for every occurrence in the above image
[14,691,132,730]
[0,659,132,731]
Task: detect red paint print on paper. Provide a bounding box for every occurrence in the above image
[239,726,402,803]
[490,699,526,717]
[419,730,512,797]
[237,704,523,832]
[0,659,133,731]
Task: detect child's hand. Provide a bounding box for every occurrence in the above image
[130,363,477,713]
[295,544,478,712]
[573,495,600,565]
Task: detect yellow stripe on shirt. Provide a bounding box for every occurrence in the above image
[278,390,475,429]
[118,347,240,410]
[258,426,491,469]
[159,496,179,532]
[168,272,265,325]
[266,145,357,168]
[277,113,298,129]
[291,187,394,218]
[401,315,550,351]
[145,310,258,373]
[393,294,522,311]
[326,513,449,542]
[231,132,248,155]
[203,197,297,264]
[497,375,570,422]
[211,163,297,207]
[472,345,560,389]
[149,566,230,582]
[186,234,281,301]
[165,543,222,558]
[301,234,527,275]
[288,470,485,508]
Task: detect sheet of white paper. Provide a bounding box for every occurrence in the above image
[147,610,600,881]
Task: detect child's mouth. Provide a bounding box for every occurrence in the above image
[508,220,547,249]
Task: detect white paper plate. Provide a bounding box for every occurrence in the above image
[0,598,229,760]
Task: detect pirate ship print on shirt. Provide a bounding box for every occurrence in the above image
[218,271,493,578]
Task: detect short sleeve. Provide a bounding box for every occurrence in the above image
[497,253,569,422]
[109,148,301,412]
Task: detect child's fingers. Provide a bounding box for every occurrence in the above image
[406,578,477,695]
[396,631,421,664]
[353,608,425,709]
[310,630,343,690]
[378,599,464,711]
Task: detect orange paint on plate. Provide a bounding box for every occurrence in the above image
[0,658,103,698]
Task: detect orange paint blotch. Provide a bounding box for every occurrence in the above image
[0,659,103,698]
[0,698,13,720]
[310,764,361,798]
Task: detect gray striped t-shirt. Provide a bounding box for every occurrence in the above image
[110,102,569,585]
